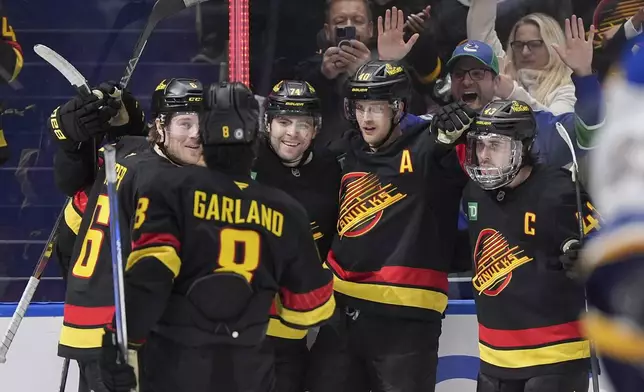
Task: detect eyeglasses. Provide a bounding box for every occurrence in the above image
[451,68,490,82]
[510,40,545,52]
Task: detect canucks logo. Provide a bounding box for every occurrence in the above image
[472,229,532,296]
[337,172,406,238]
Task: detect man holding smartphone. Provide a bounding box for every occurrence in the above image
[296,0,376,146]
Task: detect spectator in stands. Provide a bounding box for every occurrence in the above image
[0,2,22,166]
[467,0,578,115]
[295,0,376,146]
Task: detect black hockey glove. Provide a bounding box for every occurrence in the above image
[559,239,582,279]
[431,101,476,145]
[99,329,138,392]
[48,84,121,149]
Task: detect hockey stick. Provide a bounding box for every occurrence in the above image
[120,0,209,88]
[103,145,139,392]
[0,44,95,366]
[0,209,63,363]
[90,0,152,83]
[58,357,70,392]
[555,122,601,392]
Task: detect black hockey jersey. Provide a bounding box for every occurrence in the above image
[123,164,335,347]
[55,190,89,280]
[327,121,468,321]
[55,137,149,280]
[253,140,341,339]
[58,137,166,360]
[462,165,600,379]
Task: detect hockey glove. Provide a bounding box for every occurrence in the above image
[99,329,138,392]
[48,86,121,148]
[431,101,476,145]
[559,239,582,279]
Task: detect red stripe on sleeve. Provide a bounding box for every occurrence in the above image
[279,280,333,312]
[132,233,181,251]
[64,304,114,327]
[327,251,448,292]
[479,321,584,349]
[269,301,278,316]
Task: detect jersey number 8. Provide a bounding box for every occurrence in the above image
[214,228,261,283]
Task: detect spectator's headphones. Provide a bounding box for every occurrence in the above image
[200,81,260,146]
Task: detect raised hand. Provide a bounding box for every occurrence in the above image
[404,5,431,34]
[552,15,595,77]
[378,7,420,61]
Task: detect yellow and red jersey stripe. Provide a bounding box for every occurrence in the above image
[267,301,307,340]
[325,250,448,314]
[63,190,89,235]
[59,304,114,350]
[274,279,335,330]
[127,233,181,277]
[478,321,590,369]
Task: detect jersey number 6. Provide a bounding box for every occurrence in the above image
[214,228,261,283]
[71,195,110,279]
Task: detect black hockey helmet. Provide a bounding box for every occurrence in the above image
[151,78,204,119]
[200,81,260,176]
[265,80,322,132]
[465,100,537,190]
[346,60,412,107]
[200,81,259,146]
[474,100,537,143]
[345,60,412,148]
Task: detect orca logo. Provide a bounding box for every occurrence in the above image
[463,43,479,52]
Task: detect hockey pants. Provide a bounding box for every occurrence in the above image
[140,332,275,392]
[262,336,308,392]
[476,370,589,392]
[306,307,441,392]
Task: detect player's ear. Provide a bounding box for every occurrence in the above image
[155,118,165,143]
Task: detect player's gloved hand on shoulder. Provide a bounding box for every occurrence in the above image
[559,239,582,279]
[431,101,476,145]
[99,329,137,392]
[48,85,121,148]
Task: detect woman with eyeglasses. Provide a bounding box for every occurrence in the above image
[466,0,579,115]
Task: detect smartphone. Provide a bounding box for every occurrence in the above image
[335,26,357,48]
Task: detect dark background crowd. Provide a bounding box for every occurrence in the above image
[0,0,642,302]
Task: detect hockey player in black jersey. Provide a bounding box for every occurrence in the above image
[462,100,600,392]
[307,60,471,392]
[254,80,340,392]
[97,81,335,392]
[50,78,205,392]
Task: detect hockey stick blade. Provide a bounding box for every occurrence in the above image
[33,44,92,97]
[0,206,65,364]
[120,0,209,88]
[555,122,579,182]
